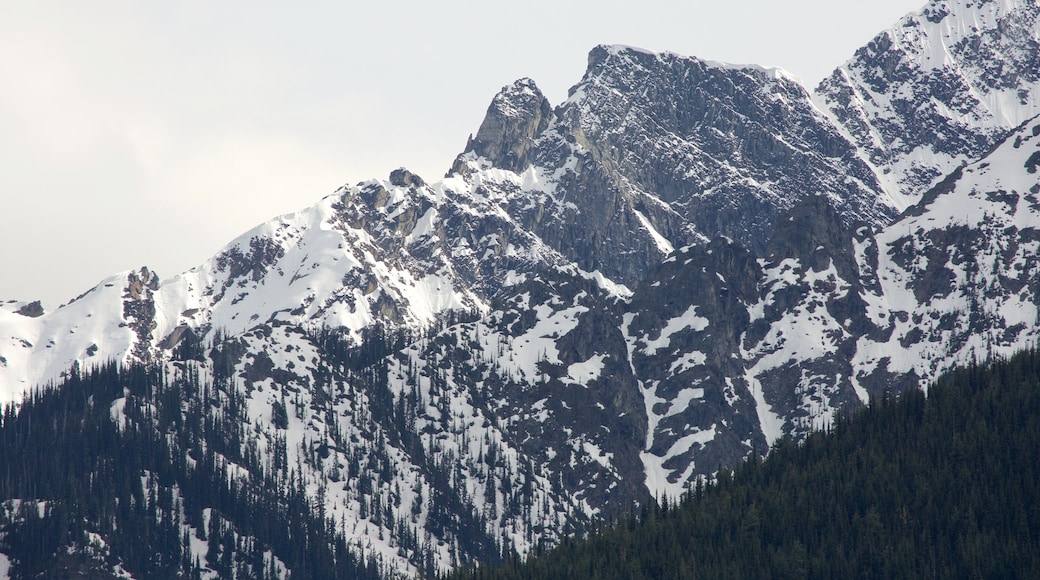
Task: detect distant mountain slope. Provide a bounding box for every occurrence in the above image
[448,348,1040,579]
[623,115,1040,495]
[814,0,1040,207]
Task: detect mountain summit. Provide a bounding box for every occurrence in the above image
[462,78,553,173]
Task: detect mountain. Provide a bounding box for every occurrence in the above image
[447,348,1040,579]
[622,114,1040,497]
[814,0,1040,207]
[455,45,896,281]
[1,0,1040,576]
[0,44,902,399]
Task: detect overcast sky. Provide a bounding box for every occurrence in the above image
[1,0,927,310]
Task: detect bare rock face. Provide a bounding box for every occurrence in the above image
[764,195,861,282]
[551,45,894,258]
[14,300,43,318]
[123,267,159,362]
[452,45,898,293]
[389,167,426,188]
[463,78,553,173]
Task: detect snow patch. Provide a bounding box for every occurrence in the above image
[638,305,709,355]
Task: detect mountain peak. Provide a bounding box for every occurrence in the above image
[585,44,797,84]
[462,77,552,172]
[13,300,44,318]
[388,167,426,188]
[586,44,657,67]
[557,42,892,259]
[814,0,1040,206]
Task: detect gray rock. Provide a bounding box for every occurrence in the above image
[462,78,553,173]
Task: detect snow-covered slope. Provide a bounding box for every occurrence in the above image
[859,115,1040,380]
[0,169,577,398]
[0,269,158,399]
[625,116,1040,495]
[815,0,1040,207]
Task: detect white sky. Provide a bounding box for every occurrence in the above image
[0,0,926,310]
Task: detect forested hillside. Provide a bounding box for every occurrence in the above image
[0,361,388,579]
[449,349,1040,579]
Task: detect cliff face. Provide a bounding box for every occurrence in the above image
[451,46,897,289]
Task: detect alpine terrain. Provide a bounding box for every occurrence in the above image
[0,0,1039,577]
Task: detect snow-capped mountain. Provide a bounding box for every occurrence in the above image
[454,45,897,286]
[814,0,1040,207]
[2,0,1040,576]
[620,113,1040,494]
[0,41,909,399]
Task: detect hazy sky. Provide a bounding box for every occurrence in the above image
[1,0,926,310]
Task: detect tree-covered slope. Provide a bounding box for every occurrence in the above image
[0,361,389,579]
[450,348,1040,579]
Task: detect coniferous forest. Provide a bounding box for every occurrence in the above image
[448,349,1040,579]
[0,359,384,579]
[0,322,505,579]
[3,344,1040,577]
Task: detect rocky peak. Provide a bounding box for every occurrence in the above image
[389,167,426,189]
[553,44,893,257]
[462,77,553,172]
[813,0,1040,206]
[13,300,44,318]
[125,267,159,299]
